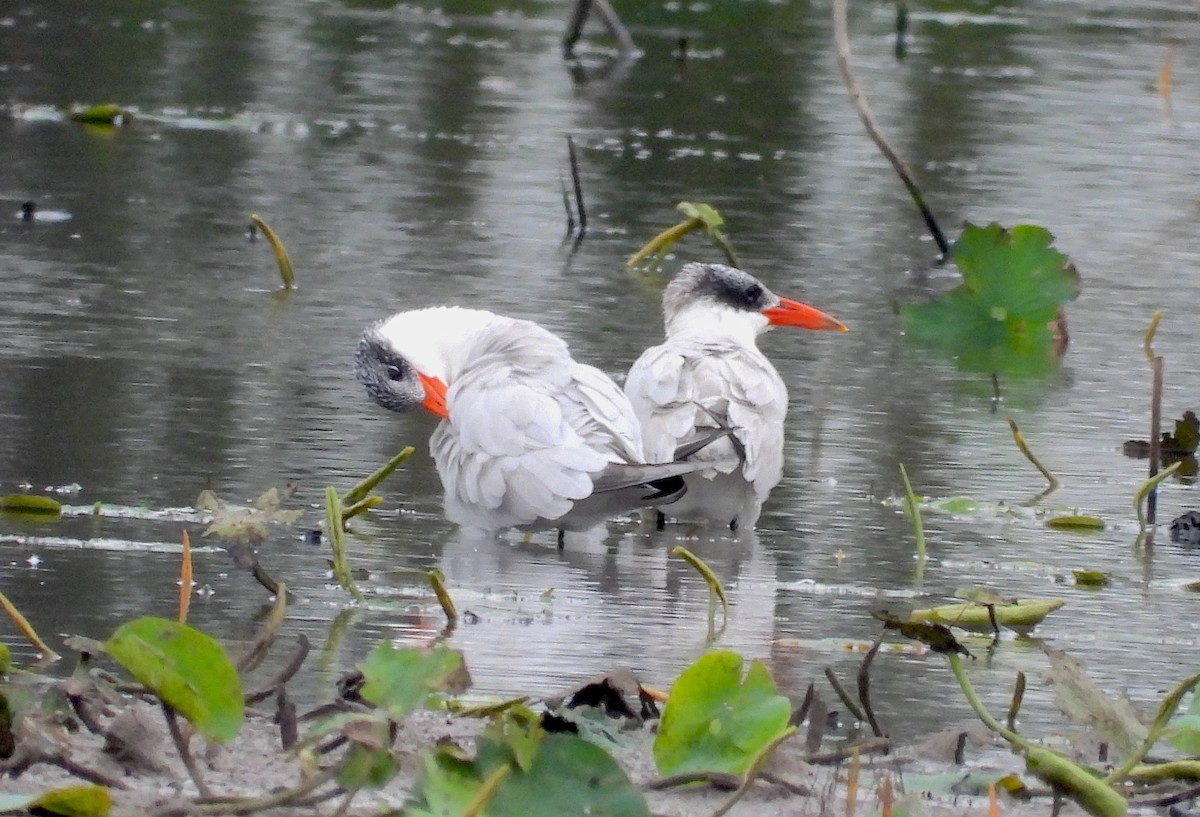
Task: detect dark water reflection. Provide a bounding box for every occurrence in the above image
[3,0,1200,742]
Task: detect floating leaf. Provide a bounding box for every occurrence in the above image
[1073,571,1110,588]
[406,733,648,817]
[1047,515,1105,530]
[104,616,243,742]
[0,494,62,515]
[1043,646,1147,759]
[0,785,111,816]
[200,487,303,546]
[1125,411,1200,461]
[70,103,131,126]
[358,644,469,720]
[908,598,1065,635]
[875,612,971,655]
[900,223,1078,376]
[653,650,792,777]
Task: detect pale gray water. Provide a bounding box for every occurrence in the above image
[3,0,1200,742]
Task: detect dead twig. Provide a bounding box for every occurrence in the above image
[832,0,948,257]
[236,582,288,673]
[805,737,892,765]
[162,702,213,799]
[1148,356,1164,527]
[566,135,587,236]
[245,634,311,705]
[824,667,868,724]
[856,635,886,738]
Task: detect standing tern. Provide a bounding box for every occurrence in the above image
[625,262,847,532]
[354,306,713,536]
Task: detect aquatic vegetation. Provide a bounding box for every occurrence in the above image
[248,214,295,290]
[671,546,728,641]
[906,597,1065,636]
[653,650,793,777]
[627,202,740,273]
[0,495,62,517]
[900,223,1080,376]
[105,616,243,744]
[69,103,132,126]
[0,784,111,816]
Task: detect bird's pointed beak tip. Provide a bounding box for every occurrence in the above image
[764,297,848,331]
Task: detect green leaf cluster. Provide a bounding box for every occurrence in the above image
[104,616,243,743]
[900,222,1079,376]
[358,643,468,719]
[653,650,792,776]
[405,708,648,817]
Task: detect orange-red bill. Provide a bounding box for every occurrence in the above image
[761,297,847,331]
[417,372,450,419]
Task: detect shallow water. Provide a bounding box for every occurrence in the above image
[3,0,1200,743]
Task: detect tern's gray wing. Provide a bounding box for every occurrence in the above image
[625,337,787,501]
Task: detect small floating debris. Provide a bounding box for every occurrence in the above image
[16,200,72,223]
[69,102,134,126]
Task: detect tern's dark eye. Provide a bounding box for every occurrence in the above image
[745,284,763,302]
[385,364,404,381]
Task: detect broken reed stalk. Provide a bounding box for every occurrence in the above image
[1148,356,1164,527]
[236,581,288,673]
[1143,310,1162,361]
[0,589,60,661]
[823,666,869,724]
[856,635,885,738]
[1006,416,1060,490]
[831,0,948,257]
[325,486,363,602]
[671,546,729,634]
[1136,461,1180,531]
[560,175,576,235]
[248,214,295,290]
[1007,670,1026,733]
[179,529,193,624]
[428,569,458,623]
[162,701,213,798]
[341,446,415,508]
[897,464,925,563]
[566,135,587,234]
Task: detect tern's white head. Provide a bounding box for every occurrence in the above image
[355,306,502,419]
[662,262,846,340]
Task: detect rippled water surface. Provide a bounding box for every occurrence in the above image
[4,0,1200,741]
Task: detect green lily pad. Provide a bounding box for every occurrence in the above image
[104,616,242,743]
[908,598,1065,635]
[653,650,792,777]
[406,733,649,817]
[358,643,469,720]
[0,784,111,816]
[900,222,1078,377]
